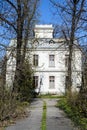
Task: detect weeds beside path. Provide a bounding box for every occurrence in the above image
[41,101,47,130]
[57,98,87,130]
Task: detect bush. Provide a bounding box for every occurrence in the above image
[57,92,87,130]
[0,89,17,121]
[18,60,35,102]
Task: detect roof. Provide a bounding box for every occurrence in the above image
[8,38,80,51]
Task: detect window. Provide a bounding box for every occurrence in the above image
[49,55,55,67]
[65,76,69,92]
[49,40,55,44]
[33,76,38,88]
[33,55,38,66]
[49,76,55,88]
[65,54,69,67]
[33,40,39,46]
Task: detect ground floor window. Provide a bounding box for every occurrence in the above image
[49,76,55,88]
[33,76,38,88]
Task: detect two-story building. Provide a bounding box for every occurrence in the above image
[6,25,82,94]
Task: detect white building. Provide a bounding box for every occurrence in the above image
[6,25,82,95]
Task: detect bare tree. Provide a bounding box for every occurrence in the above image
[0,0,39,120]
[0,0,39,91]
[50,0,87,93]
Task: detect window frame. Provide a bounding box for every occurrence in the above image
[49,55,55,67]
[33,76,38,88]
[33,54,38,66]
[65,54,69,67]
[49,76,55,89]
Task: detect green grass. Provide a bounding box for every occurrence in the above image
[41,101,47,130]
[38,94,64,99]
[57,98,87,130]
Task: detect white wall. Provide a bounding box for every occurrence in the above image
[6,46,82,94]
[30,50,66,72]
[6,23,82,94]
[29,48,82,94]
[34,72,65,94]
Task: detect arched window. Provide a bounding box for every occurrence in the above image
[49,40,55,44]
[33,39,39,46]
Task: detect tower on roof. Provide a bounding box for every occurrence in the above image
[34,25,54,38]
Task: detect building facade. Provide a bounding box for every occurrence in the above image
[6,25,82,94]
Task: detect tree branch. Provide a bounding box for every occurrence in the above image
[0,14,17,32]
[4,0,17,12]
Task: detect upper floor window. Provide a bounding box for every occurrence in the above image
[65,54,69,67]
[33,55,38,66]
[49,76,55,88]
[49,40,55,44]
[33,39,39,46]
[49,55,55,67]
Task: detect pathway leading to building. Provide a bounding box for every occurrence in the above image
[46,99,78,130]
[5,99,43,130]
[5,98,78,130]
